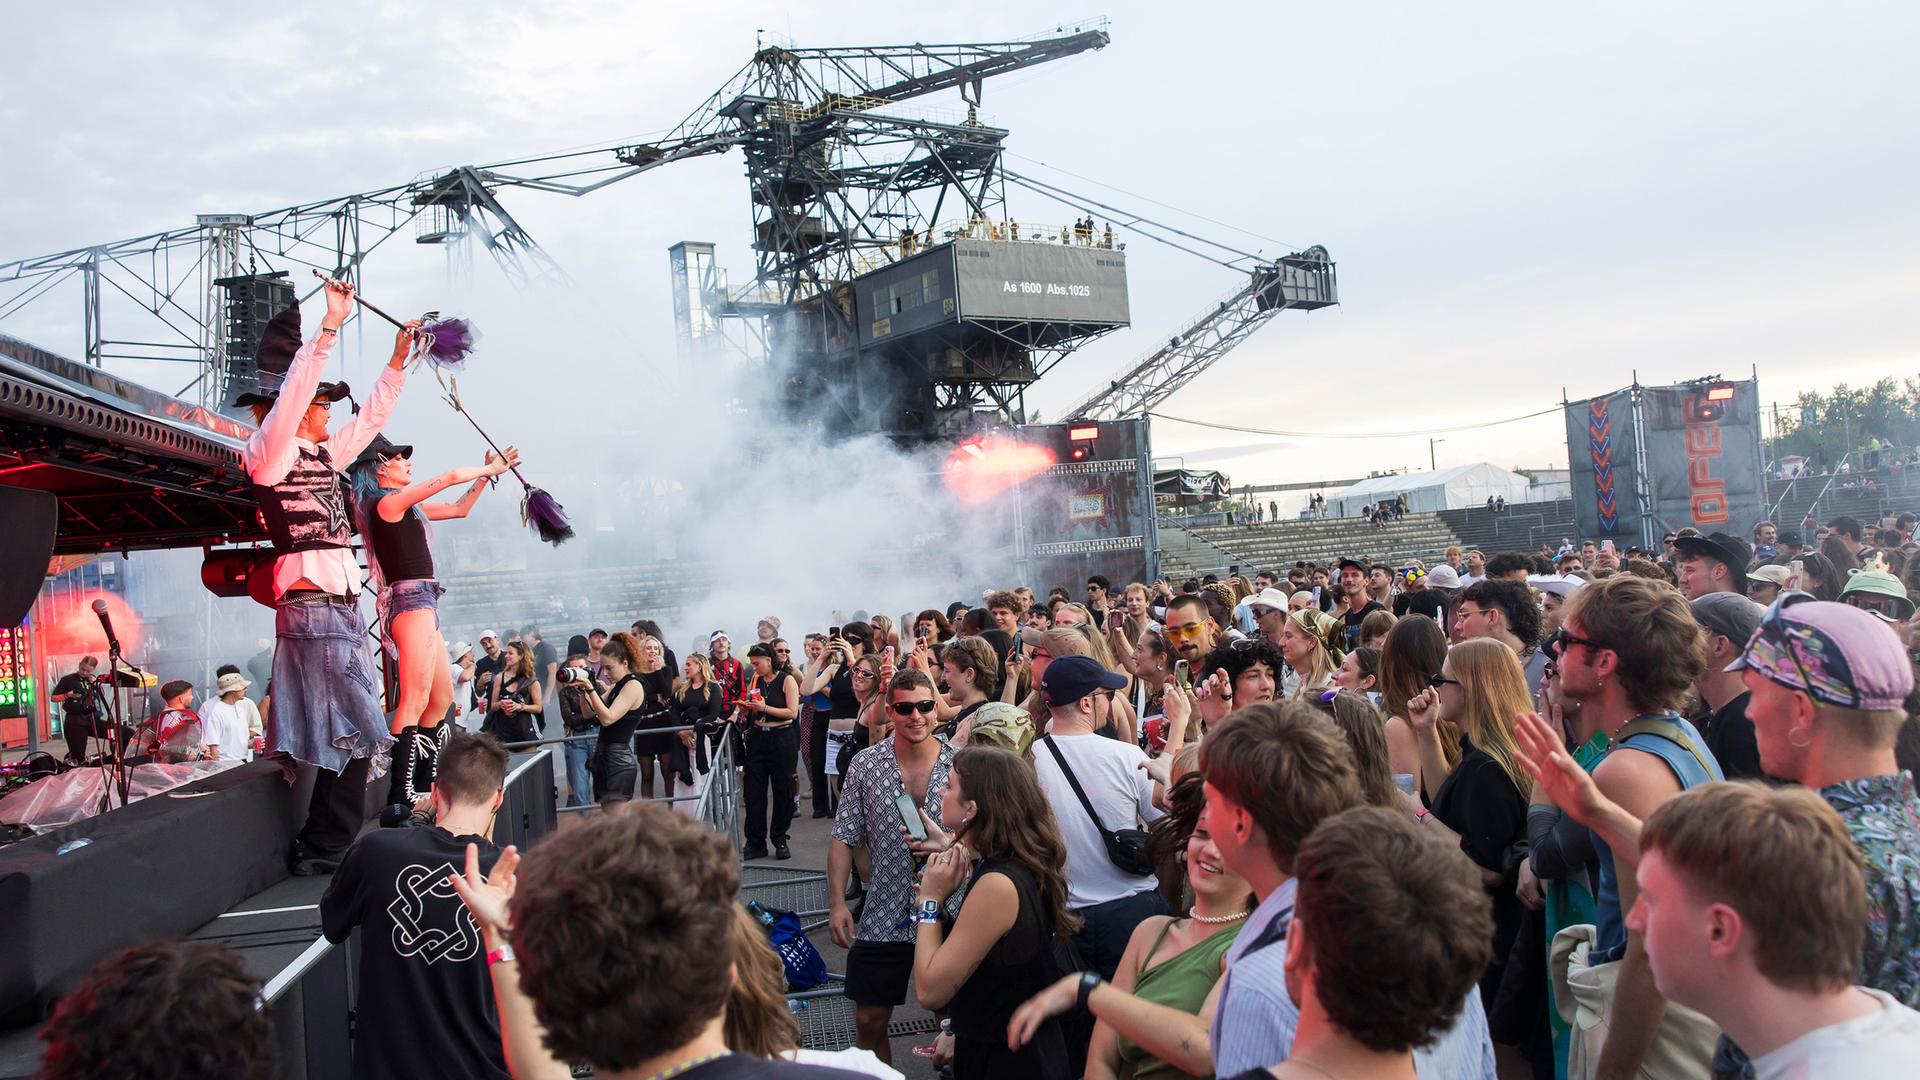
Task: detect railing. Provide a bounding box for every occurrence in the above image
[497,723,740,848]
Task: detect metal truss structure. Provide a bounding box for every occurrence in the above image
[1061,246,1339,421]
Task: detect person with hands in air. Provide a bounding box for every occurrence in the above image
[236,277,419,875]
[349,436,520,826]
[913,747,1079,1080]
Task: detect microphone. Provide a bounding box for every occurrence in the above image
[92,599,123,657]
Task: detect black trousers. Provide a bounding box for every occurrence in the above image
[295,756,372,862]
[808,709,832,815]
[742,724,799,845]
[61,713,127,761]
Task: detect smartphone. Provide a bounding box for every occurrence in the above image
[1175,659,1191,691]
[895,792,928,841]
[1230,564,1240,577]
[1601,539,1616,555]
[828,625,841,641]
[1106,608,1124,630]
[1788,559,1806,590]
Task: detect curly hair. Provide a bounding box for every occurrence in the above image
[1460,578,1541,647]
[1200,636,1286,701]
[510,805,740,1071]
[40,940,276,1080]
[1294,807,1492,1052]
[951,747,1081,940]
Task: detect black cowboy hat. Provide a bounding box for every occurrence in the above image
[232,380,353,410]
[347,434,413,474]
[256,302,303,377]
[1672,531,1753,593]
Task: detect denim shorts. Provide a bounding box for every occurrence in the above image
[385,579,445,631]
[271,592,393,778]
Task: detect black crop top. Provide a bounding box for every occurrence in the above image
[360,496,434,583]
[596,675,646,747]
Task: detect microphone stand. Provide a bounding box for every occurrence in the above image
[94,647,133,813]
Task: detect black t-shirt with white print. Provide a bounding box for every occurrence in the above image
[320,825,510,1080]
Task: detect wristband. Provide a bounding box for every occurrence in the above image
[487,944,517,965]
[917,899,942,924]
[1076,970,1101,1012]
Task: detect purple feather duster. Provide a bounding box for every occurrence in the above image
[422,318,480,370]
[521,487,574,546]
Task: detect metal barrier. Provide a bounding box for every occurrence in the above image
[495,724,740,849]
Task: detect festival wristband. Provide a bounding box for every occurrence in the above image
[487,944,517,966]
[917,899,942,924]
[1076,971,1101,1012]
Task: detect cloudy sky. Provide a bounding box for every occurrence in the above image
[5,0,1917,491]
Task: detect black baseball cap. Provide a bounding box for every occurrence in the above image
[1336,556,1368,575]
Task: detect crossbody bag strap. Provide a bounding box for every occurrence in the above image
[1042,734,1112,836]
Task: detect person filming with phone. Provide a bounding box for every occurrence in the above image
[827,668,957,1067]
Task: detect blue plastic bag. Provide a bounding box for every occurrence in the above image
[747,899,828,991]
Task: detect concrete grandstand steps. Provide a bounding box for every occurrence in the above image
[1156,521,1253,580]
[1438,499,1579,555]
[1186,513,1465,572]
[436,562,714,641]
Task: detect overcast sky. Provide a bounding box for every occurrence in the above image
[4,1,1917,491]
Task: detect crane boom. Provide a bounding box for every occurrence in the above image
[1062,246,1337,421]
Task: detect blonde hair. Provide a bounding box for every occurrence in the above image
[1445,639,1534,796]
[1284,608,1342,696]
[675,652,713,697]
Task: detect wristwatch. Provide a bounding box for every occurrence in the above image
[917,899,942,924]
[1076,970,1101,1012]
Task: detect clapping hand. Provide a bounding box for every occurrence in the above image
[484,446,521,477]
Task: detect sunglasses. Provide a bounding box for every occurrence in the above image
[1428,673,1461,688]
[852,669,877,680]
[1164,623,1207,640]
[774,647,790,654]
[889,700,938,716]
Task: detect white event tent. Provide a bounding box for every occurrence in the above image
[1325,462,1533,517]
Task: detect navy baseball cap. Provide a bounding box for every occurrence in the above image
[1039,654,1128,708]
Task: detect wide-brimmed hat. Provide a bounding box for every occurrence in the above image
[1424,564,1462,589]
[1527,574,1585,599]
[1673,531,1753,593]
[215,672,250,694]
[232,379,353,411]
[1248,587,1291,617]
[448,641,474,662]
[1839,569,1916,622]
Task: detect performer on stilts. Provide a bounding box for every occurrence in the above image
[347,434,520,825]
[234,279,417,875]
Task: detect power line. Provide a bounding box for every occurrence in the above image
[1148,405,1566,440]
[1002,171,1258,270]
[1006,151,1302,253]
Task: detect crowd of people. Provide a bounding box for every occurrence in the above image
[35,504,1920,1080]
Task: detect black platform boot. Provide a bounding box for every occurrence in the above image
[379,726,427,828]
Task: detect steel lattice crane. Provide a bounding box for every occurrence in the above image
[0,21,1112,428]
[1060,246,1338,420]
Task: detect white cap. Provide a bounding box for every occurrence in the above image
[449,641,474,662]
[1424,564,1462,589]
[1248,587,1291,614]
[478,628,499,644]
[1527,574,1585,598]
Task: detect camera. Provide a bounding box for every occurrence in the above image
[556,666,590,686]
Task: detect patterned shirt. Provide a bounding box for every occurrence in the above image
[1714,770,1920,1079]
[829,737,955,943]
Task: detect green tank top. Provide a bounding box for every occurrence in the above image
[1114,917,1244,1080]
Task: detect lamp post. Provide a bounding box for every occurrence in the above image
[1429,438,1445,471]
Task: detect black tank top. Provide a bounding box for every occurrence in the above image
[757,670,792,718]
[360,496,434,582]
[598,674,645,747]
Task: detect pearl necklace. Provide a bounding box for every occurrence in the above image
[1189,907,1250,925]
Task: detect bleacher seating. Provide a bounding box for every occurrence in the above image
[436,560,715,643]
[1437,499,1580,555]
[1180,512,1466,574]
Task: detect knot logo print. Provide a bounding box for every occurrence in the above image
[388,862,481,963]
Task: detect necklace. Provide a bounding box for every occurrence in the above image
[1189,906,1250,925]
[1289,1055,1337,1079]
[643,1050,731,1080]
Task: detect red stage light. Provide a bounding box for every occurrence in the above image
[943,436,1058,504]
[1071,446,1088,460]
